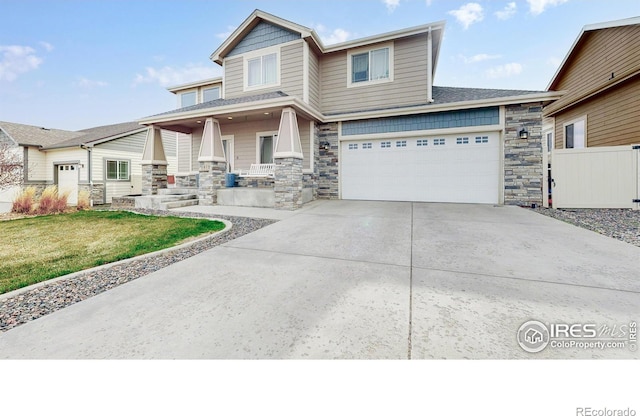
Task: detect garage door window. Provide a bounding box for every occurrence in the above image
[434,138,445,146]
[106,160,129,181]
[362,143,372,149]
[456,137,469,145]
[417,139,428,146]
[395,140,407,147]
[381,141,391,148]
[475,136,489,144]
[348,143,358,150]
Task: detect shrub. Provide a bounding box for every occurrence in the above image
[77,190,91,211]
[36,186,69,214]
[11,187,36,214]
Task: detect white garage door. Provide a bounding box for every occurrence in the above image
[341,133,500,204]
[58,164,78,205]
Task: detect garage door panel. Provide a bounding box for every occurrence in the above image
[341,134,499,204]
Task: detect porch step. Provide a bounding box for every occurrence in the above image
[135,193,199,210]
[158,187,198,195]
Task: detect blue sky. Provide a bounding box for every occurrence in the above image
[2,0,640,130]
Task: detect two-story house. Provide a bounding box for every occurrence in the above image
[138,9,561,210]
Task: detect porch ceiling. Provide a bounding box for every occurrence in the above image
[152,108,284,134]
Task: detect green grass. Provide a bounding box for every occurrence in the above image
[0,210,225,294]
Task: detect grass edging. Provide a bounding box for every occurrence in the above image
[0,216,233,301]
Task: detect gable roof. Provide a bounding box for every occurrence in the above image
[547,15,640,90]
[0,121,81,147]
[210,9,445,79]
[45,121,146,149]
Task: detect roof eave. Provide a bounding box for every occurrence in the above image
[167,77,223,93]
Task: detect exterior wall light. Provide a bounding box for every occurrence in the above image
[519,128,529,140]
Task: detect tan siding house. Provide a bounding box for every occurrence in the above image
[139,9,559,210]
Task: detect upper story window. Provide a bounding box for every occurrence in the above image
[202,87,220,102]
[244,46,280,91]
[564,117,586,149]
[347,43,394,88]
[180,91,196,108]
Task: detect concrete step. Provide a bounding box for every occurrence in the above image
[158,187,198,195]
[135,193,198,209]
[160,199,200,210]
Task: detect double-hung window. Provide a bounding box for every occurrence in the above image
[245,48,279,90]
[106,160,129,181]
[180,91,196,108]
[348,43,393,87]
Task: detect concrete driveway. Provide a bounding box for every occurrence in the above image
[0,201,638,358]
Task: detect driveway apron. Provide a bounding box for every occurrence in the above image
[0,201,638,358]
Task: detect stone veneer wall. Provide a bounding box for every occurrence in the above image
[79,183,105,205]
[198,161,226,205]
[274,157,303,210]
[317,122,339,199]
[141,164,167,195]
[175,174,198,188]
[235,177,275,188]
[504,103,543,206]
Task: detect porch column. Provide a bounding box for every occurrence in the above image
[274,107,304,210]
[141,126,167,195]
[198,117,226,205]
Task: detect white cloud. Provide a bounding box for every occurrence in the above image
[216,25,237,40]
[74,77,108,89]
[0,45,43,81]
[39,41,54,52]
[527,0,569,15]
[314,24,351,45]
[495,2,517,20]
[133,64,221,87]
[426,0,433,5]
[448,3,484,30]
[460,53,502,63]
[486,62,523,78]
[383,0,400,12]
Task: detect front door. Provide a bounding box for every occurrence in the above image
[222,135,234,172]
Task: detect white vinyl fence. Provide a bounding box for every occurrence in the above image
[552,145,640,209]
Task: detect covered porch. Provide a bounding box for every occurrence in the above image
[138,94,321,210]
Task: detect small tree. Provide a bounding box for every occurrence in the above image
[0,141,23,191]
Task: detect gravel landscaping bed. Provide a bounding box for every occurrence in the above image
[533,207,640,248]
[0,209,275,333]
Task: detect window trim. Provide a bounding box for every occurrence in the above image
[179,90,197,108]
[243,45,281,92]
[346,42,394,88]
[105,159,130,181]
[563,115,587,149]
[202,86,221,103]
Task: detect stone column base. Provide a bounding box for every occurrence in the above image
[274,157,303,210]
[142,164,167,195]
[198,160,226,205]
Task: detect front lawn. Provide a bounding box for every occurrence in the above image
[0,210,225,294]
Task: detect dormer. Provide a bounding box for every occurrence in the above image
[167,77,223,108]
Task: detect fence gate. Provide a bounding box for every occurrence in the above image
[551,145,640,209]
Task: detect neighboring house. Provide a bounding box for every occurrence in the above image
[135,9,560,209]
[0,121,177,206]
[543,16,640,209]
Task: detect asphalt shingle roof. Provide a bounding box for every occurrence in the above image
[431,86,545,104]
[146,91,289,118]
[0,121,82,147]
[46,121,145,149]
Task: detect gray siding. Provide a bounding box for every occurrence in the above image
[97,130,146,152]
[342,107,500,136]
[161,129,176,157]
[228,21,300,57]
[177,133,191,172]
[224,41,304,100]
[321,35,429,114]
[308,48,321,109]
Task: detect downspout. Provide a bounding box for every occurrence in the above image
[82,144,93,206]
[427,26,434,103]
